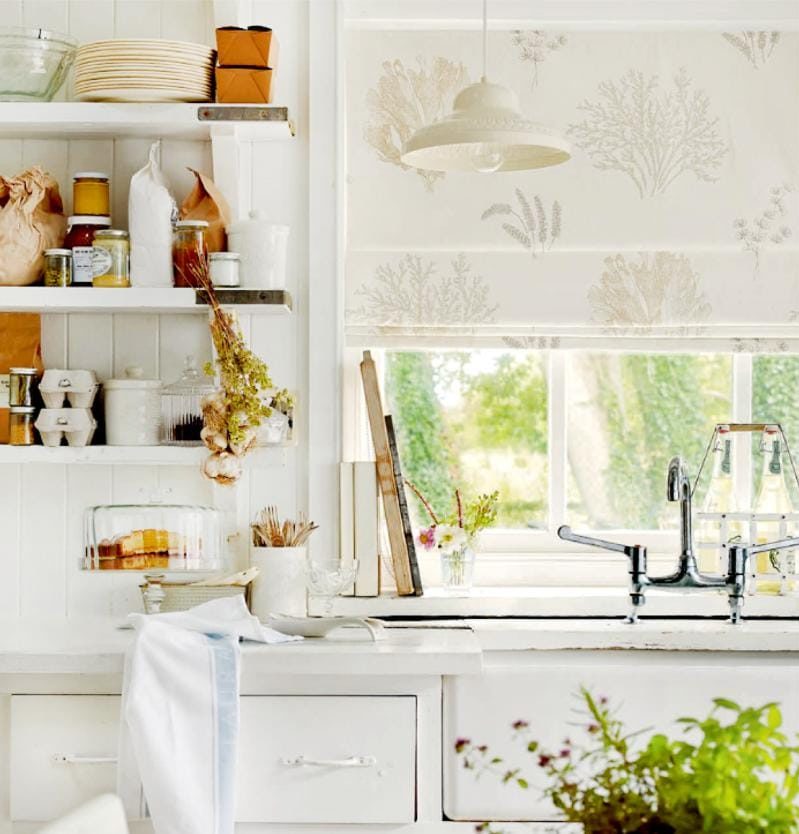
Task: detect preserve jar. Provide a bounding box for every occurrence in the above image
[104,366,162,446]
[9,367,37,407]
[227,210,289,289]
[64,215,111,286]
[43,248,72,287]
[209,251,240,287]
[9,406,36,446]
[161,355,217,445]
[173,220,209,288]
[73,172,110,216]
[92,229,130,288]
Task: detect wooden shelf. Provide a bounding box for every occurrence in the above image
[0,287,292,314]
[0,103,294,141]
[0,444,290,466]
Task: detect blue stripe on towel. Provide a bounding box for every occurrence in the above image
[207,633,239,834]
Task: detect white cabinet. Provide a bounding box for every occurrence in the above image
[236,695,417,824]
[10,695,123,822]
[443,653,799,821]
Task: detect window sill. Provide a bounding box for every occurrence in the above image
[312,586,799,620]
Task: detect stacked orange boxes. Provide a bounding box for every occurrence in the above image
[214,26,277,104]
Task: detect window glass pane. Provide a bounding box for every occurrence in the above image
[752,356,799,497]
[384,350,548,530]
[566,353,732,530]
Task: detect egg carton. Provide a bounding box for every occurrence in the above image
[40,369,99,409]
[35,408,97,447]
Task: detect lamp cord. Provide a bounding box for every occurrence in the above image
[481,0,488,82]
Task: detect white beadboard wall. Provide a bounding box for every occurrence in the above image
[0,0,309,620]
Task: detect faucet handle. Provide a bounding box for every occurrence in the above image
[557,525,634,556]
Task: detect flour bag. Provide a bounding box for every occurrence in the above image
[129,142,178,287]
[0,167,66,285]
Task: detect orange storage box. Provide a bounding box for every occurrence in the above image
[215,26,278,69]
[215,66,273,104]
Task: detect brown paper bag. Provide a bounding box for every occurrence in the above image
[179,168,232,253]
[0,167,66,285]
[0,313,43,442]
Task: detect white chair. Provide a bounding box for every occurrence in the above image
[37,794,129,834]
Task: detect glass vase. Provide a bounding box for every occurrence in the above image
[440,545,475,595]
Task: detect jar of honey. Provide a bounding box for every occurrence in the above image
[173,220,209,288]
[73,172,110,217]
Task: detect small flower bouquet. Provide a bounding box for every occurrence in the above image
[406,482,498,592]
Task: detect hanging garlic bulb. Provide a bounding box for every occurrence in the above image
[202,451,243,485]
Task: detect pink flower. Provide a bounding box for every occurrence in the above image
[418,526,437,550]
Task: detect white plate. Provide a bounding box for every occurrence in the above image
[80,38,213,56]
[75,69,211,83]
[74,87,211,103]
[75,59,213,72]
[74,82,212,93]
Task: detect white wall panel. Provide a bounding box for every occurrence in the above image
[114,0,163,38]
[19,465,67,617]
[112,314,159,378]
[67,313,113,379]
[159,315,213,384]
[0,464,21,618]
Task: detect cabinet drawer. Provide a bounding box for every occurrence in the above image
[10,695,121,822]
[236,695,416,823]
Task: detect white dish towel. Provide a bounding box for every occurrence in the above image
[117,596,301,834]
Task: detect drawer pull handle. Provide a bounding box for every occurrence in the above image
[52,754,118,765]
[280,755,377,769]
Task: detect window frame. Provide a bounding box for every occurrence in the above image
[343,347,760,584]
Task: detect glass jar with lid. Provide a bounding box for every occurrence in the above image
[64,215,111,286]
[9,406,36,446]
[161,355,217,445]
[73,172,110,217]
[173,220,209,288]
[43,248,72,286]
[92,229,130,288]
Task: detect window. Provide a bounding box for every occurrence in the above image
[352,348,799,573]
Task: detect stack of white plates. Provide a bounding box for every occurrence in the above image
[74,39,214,102]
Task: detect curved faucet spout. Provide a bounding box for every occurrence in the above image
[667,456,695,563]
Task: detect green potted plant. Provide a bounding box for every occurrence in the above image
[406,481,498,594]
[455,689,799,833]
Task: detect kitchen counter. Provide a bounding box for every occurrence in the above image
[0,620,483,691]
[2,616,799,690]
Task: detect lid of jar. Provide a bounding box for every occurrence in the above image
[67,215,111,226]
[94,229,129,239]
[104,365,161,390]
[9,367,37,374]
[176,219,209,229]
[44,248,73,256]
[162,355,218,395]
[209,252,240,261]
[73,172,109,181]
[9,406,36,414]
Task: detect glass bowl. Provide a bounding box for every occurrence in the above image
[0,27,77,102]
[306,559,359,616]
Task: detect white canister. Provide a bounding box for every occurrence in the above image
[226,210,290,290]
[104,366,161,446]
[249,546,307,618]
[209,251,240,287]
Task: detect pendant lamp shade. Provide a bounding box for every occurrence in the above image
[401,79,571,173]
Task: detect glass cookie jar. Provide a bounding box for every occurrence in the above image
[161,355,217,445]
[83,502,226,571]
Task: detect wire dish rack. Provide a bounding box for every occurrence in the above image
[693,423,799,597]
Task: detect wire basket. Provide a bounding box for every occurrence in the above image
[693,423,799,596]
[139,577,250,614]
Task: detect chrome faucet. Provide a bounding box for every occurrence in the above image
[559,456,799,624]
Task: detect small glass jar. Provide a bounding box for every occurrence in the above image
[161,355,217,445]
[209,251,240,288]
[92,230,130,288]
[64,215,111,286]
[73,172,110,217]
[173,220,209,288]
[9,367,37,407]
[43,248,72,287]
[9,406,36,446]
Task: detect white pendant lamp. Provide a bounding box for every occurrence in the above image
[400,0,570,174]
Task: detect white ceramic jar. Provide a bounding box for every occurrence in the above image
[249,546,307,618]
[104,366,162,446]
[226,210,290,289]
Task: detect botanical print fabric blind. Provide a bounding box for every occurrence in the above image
[344,29,799,348]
